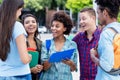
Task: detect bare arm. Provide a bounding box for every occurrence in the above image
[16,34,31,64]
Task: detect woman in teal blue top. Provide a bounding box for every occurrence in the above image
[0,0,31,80]
[40,11,78,80]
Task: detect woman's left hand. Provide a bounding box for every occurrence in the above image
[62,59,76,71]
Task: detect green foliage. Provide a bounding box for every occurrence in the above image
[24,0,67,12]
[24,0,52,12]
[118,13,120,22]
[0,0,2,4]
[55,0,67,9]
[66,0,92,13]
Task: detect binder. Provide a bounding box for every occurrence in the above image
[49,49,75,63]
[28,48,39,68]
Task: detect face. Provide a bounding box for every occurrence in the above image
[97,6,106,26]
[51,21,66,38]
[16,8,22,19]
[79,12,95,31]
[24,16,37,35]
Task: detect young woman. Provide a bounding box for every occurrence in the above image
[40,11,78,80]
[21,14,43,80]
[0,0,31,80]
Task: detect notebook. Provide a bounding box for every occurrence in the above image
[49,48,75,63]
[28,48,39,68]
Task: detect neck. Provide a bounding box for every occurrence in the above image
[105,18,117,26]
[87,25,96,36]
[54,35,65,43]
[27,34,34,40]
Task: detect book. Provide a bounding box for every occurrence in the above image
[49,48,75,63]
[28,51,39,68]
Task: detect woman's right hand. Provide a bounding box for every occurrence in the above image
[31,64,43,74]
[43,61,51,70]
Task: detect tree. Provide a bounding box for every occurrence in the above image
[24,0,52,12]
[0,0,2,4]
[66,0,92,13]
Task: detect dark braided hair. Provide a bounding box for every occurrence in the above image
[95,0,120,18]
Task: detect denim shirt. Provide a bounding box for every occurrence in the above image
[40,38,78,80]
[96,22,120,80]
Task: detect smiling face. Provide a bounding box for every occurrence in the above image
[24,16,37,35]
[51,21,66,38]
[79,12,95,31]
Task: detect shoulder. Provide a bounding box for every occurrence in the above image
[66,38,77,46]
[13,21,27,39]
[35,37,42,45]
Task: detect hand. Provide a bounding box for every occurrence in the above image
[36,64,43,72]
[43,61,51,70]
[62,59,76,71]
[90,48,99,66]
[90,48,98,56]
[31,64,43,74]
[31,66,38,74]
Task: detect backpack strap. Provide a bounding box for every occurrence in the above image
[46,39,51,53]
[109,27,118,33]
[100,27,120,75]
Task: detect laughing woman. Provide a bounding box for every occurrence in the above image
[40,11,78,80]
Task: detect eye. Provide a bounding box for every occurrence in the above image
[25,21,30,24]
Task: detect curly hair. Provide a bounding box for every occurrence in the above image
[51,11,73,35]
[95,0,120,18]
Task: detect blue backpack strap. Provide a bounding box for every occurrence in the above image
[46,39,51,52]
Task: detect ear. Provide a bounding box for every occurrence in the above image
[103,9,108,17]
[64,27,67,32]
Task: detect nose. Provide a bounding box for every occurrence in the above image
[80,19,83,24]
[51,25,56,30]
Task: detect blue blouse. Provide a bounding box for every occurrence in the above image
[40,38,78,80]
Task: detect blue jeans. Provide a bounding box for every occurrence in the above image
[0,74,31,80]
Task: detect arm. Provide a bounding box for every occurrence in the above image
[31,64,43,74]
[16,34,31,64]
[43,61,51,70]
[41,42,51,70]
[63,42,78,72]
[62,59,76,71]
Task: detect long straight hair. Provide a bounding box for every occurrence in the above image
[0,0,24,61]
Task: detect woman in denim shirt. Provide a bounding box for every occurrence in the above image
[40,11,78,80]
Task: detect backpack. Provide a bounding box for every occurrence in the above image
[101,27,120,75]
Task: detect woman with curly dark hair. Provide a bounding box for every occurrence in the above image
[90,0,120,80]
[40,11,78,80]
